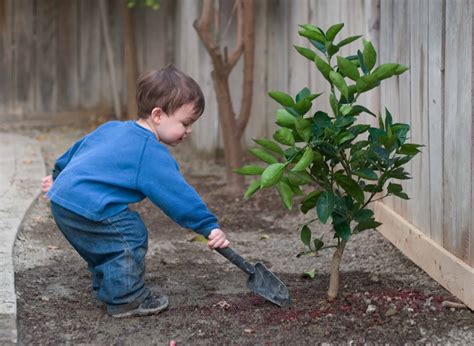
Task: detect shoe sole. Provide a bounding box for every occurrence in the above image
[110,297,169,318]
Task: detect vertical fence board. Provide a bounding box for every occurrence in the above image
[428,0,444,245]
[57,0,79,111]
[13,0,35,115]
[79,0,101,108]
[35,0,58,114]
[409,0,430,234]
[443,0,472,261]
[0,0,13,116]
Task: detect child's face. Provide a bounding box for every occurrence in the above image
[156,103,200,146]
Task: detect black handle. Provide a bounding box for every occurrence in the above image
[216,247,255,276]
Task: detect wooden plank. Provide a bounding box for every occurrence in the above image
[265,0,289,137]
[35,0,58,114]
[13,0,35,115]
[0,0,13,115]
[427,0,445,245]
[471,1,474,267]
[408,0,430,234]
[443,0,472,261]
[243,0,268,145]
[56,0,79,111]
[375,202,474,310]
[79,0,102,108]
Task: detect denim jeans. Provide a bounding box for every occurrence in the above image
[51,202,150,314]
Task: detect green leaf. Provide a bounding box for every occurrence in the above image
[372,63,399,81]
[348,105,377,117]
[277,181,293,210]
[261,163,285,188]
[353,218,382,233]
[316,190,334,224]
[244,179,261,199]
[298,28,325,44]
[300,225,311,246]
[337,132,355,145]
[334,173,365,204]
[315,55,333,82]
[233,165,265,175]
[288,171,313,186]
[326,23,344,42]
[276,109,296,128]
[356,74,379,93]
[294,98,312,115]
[353,168,378,180]
[362,39,377,71]
[337,35,362,48]
[249,148,278,164]
[329,94,338,116]
[268,91,294,107]
[397,143,422,155]
[301,191,322,214]
[291,147,314,172]
[296,87,311,102]
[334,219,351,241]
[339,104,353,116]
[189,234,208,244]
[353,208,374,222]
[273,128,295,146]
[294,45,316,61]
[302,268,316,279]
[395,64,409,75]
[329,71,349,100]
[387,182,403,194]
[314,238,324,251]
[295,118,312,141]
[337,56,360,81]
[253,138,285,156]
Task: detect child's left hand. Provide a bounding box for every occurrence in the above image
[41,175,53,198]
[207,228,230,249]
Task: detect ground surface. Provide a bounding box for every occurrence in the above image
[9,125,474,344]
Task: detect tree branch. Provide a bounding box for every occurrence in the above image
[236,0,255,138]
[226,0,244,70]
[193,0,218,53]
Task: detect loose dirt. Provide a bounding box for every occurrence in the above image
[10,125,474,344]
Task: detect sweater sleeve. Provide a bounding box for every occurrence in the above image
[136,141,219,238]
[52,136,88,181]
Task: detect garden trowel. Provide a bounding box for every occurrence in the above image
[216,247,291,307]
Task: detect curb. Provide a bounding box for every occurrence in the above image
[0,133,45,344]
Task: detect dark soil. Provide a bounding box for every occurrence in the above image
[12,128,474,344]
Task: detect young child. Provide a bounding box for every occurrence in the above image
[41,66,230,318]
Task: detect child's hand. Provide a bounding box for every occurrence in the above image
[41,175,53,198]
[207,228,230,249]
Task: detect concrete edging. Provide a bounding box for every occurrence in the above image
[0,133,45,344]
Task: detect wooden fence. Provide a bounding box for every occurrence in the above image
[0,0,473,308]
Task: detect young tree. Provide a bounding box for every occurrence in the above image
[194,0,256,193]
[236,23,421,301]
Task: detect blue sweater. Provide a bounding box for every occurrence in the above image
[47,121,219,237]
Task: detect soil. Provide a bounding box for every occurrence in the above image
[10,125,474,345]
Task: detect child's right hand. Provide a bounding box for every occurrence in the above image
[207,228,230,249]
[41,175,53,198]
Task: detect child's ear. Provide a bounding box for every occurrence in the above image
[150,107,164,124]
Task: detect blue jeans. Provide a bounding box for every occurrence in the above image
[51,202,150,314]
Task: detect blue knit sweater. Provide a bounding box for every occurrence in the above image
[47,121,219,237]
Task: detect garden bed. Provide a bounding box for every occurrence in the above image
[12,126,474,344]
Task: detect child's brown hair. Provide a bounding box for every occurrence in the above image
[136,66,205,119]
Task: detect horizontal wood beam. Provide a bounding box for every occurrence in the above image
[375,202,474,310]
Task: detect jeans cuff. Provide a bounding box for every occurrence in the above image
[106,287,150,315]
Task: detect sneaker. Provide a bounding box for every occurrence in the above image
[110,293,169,318]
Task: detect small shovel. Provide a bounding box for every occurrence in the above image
[216,247,291,307]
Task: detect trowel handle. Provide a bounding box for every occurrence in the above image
[216,247,255,276]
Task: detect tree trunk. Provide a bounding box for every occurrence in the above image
[123,3,138,119]
[327,239,347,301]
[211,70,244,193]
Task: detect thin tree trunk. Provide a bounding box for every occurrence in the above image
[327,239,347,301]
[99,0,122,119]
[211,69,244,193]
[123,3,138,119]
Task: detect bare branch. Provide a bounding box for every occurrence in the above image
[193,0,217,53]
[227,0,244,70]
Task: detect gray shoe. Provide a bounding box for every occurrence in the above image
[110,293,169,318]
